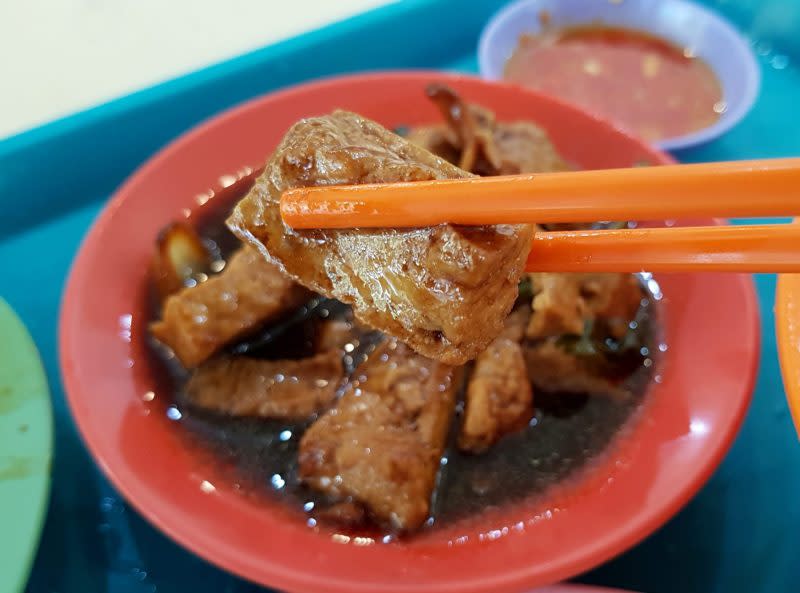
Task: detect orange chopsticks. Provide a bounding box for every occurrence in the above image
[279,157,800,273]
[529,224,800,273]
[281,158,800,228]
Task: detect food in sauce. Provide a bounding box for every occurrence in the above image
[524,273,648,399]
[458,307,532,453]
[299,339,459,531]
[407,83,569,175]
[227,110,533,365]
[504,25,724,141]
[148,85,655,536]
[150,246,308,368]
[184,349,344,420]
[526,273,643,342]
[524,341,631,400]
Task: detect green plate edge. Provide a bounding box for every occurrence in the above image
[0,297,53,593]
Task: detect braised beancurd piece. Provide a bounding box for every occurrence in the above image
[227,110,533,365]
[150,247,309,368]
[459,307,533,453]
[183,349,343,420]
[299,339,458,531]
[406,84,569,175]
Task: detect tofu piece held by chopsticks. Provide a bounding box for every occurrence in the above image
[227,111,533,365]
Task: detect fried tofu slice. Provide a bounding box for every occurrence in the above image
[298,339,458,531]
[183,349,343,420]
[227,110,533,365]
[527,273,643,340]
[459,307,533,453]
[150,247,308,368]
[406,84,569,175]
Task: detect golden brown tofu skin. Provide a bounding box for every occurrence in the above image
[298,339,458,531]
[526,273,643,341]
[227,110,533,365]
[150,247,308,368]
[407,84,569,176]
[183,349,343,420]
[524,341,631,400]
[459,337,532,453]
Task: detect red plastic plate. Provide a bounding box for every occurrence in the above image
[60,72,758,593]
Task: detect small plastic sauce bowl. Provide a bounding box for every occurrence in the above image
[479,0,760,150]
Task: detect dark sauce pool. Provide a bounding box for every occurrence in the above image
[147,171,660,536]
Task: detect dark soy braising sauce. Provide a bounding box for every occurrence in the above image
[147,172,657,536]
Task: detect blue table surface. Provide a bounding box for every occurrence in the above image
[3,1,799,592]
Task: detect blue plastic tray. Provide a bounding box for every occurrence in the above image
[3,1,799,591]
